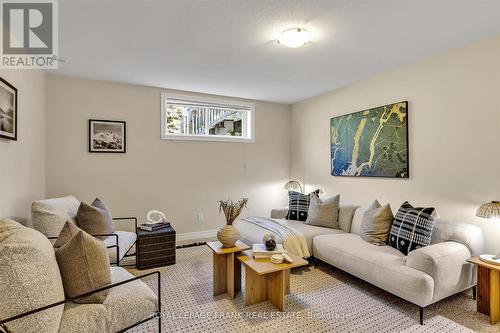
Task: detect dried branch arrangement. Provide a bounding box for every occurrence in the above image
[218,198,248,225]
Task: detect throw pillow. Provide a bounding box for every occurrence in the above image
[305,194,340,228]
[359,200,394,245]
[53,221,82,248]
[91,197,108,210]
[388,201,436,255]
[286,190,320,221]
[56,230,111,304]
[338,204,360,233]
[76,198,114,239]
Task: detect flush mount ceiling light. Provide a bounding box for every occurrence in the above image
[277,27,311,48]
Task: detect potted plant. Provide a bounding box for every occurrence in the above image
[217,198,248,247]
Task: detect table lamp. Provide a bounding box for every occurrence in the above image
[284,180,303,194]
[283,181,324,195]
[476,201,500,265]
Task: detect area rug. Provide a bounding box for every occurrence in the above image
[127,245,498,333]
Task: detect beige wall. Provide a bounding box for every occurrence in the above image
[45,36,500,251]
[46,75,290,237]
[0,71,46,225]
[291,36,500,253]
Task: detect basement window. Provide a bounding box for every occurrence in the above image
[161,92,255,143]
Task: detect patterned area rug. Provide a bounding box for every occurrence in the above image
[127,245,498,333]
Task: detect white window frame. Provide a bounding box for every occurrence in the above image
[161,92,255,143]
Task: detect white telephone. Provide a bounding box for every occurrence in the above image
[146,210,167,225]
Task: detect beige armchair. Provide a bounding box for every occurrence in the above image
[31,195,137,265]
[0,219,160,333]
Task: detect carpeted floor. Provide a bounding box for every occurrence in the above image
[126,245,499,333]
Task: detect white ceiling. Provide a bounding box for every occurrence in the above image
[53,0,500,104]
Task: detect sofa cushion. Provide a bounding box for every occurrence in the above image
[31,195,81,237]
[76,200,114,240]
[54,221,82,248]
[58,267,158,333]
[305,194,340,229]
[103,230,137,263]
[0,219,65,333]
[289,220,345,254]
[389,202,435,255]
[360,200,394,245]
[313,233,434,307]
[56,231,111,304]
[286,190,319,221]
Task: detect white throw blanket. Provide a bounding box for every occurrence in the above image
[241,217,311,258]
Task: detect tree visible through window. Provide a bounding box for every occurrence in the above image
[161,93,254,142]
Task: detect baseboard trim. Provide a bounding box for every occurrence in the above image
[176,229,217,245]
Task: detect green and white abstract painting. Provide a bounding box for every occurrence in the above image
[330,101,408,178]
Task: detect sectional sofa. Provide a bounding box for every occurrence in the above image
[235,203,483,324]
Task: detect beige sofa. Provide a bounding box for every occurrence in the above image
[0,219,160,333]
[266,205,484,324]
[31,195,137,265]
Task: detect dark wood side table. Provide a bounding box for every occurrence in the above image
[467,256,500,324]
[136,226,176,270]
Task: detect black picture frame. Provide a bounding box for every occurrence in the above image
[88,119,126,153]
[0,77,18,141]
[330,101,409,178]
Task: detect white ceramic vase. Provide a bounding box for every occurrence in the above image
[217,225,240,247]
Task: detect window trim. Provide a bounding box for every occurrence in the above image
[160,92,255,143]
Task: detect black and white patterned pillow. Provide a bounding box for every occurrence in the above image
[286,190,320,221]
[388,202,435,255]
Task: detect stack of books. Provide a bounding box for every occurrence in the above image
[139,222,170,232]
[252,243,285,259]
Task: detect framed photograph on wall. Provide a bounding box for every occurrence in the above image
[0,77,18,141]
[88,119,126,153]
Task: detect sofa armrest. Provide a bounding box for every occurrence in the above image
[0,271,161,327]
[271,207,288,219]
[406,241,474,301]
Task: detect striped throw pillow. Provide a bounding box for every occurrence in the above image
[286,190,320,222]
[388,202,435,255]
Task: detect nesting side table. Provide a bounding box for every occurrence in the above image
[237,250,308,311]
[467,256,500,324]
[207,240,250,299]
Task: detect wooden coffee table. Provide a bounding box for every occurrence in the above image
[237,250,308,311]
[207,240,250,299]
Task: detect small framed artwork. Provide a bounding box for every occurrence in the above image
[0,77,18,141]
[88,119,126,153]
